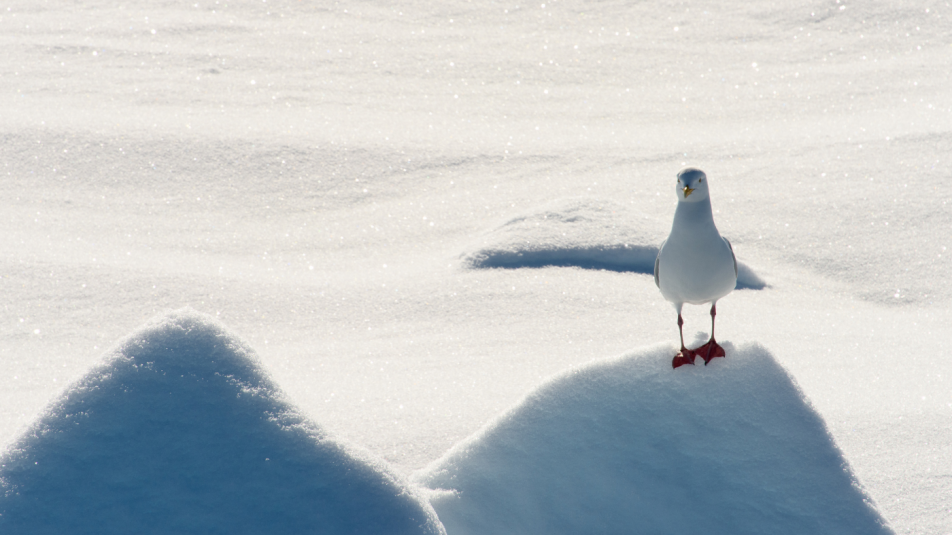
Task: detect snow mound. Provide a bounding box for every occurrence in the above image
[415,343,891,535]
[0,309,444,535]
[462,198,766,289]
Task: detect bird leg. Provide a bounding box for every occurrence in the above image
[694,304,726,365]
[672,313,696,368]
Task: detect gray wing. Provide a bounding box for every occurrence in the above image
[724,238,737,278]
[654,240,664,288]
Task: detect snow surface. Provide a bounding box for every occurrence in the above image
[416,343,888,535]
[0,309,444,535]
[2,0,952,532]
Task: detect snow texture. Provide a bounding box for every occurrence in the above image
[416,343,890,535]
[2,0,952,532]
[462,198,766,289]
[0,309,444,535]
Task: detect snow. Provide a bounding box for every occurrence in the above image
[416,343,888,535]
[2,0,952,533]
[0,309,444,535]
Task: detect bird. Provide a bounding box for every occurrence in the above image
[654,167,737,368]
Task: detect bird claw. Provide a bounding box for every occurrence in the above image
[695,339,726,365]
[672,348,697,369]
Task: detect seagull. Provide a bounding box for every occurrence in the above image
[654,167,737,368]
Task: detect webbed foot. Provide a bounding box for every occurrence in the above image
[695,339,726,365]
[672,348,697,368]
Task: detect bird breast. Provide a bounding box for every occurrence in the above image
[657,232,737,305]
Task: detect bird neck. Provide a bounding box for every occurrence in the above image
[671,197,717,234]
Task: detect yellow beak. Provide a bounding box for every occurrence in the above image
[682,186,694,198]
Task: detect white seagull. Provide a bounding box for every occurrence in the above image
[654,167,737,368]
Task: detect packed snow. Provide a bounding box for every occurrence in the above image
[416,343,888,535]
[2,0,951,533]
[0,309,443,535]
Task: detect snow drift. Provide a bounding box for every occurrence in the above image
[0,309,444,535]
[462,198,766,289]
[415,343,891,535]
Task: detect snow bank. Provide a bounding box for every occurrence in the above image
[415,343,891,535]
[462,198,766,289]
[0,309,444,535]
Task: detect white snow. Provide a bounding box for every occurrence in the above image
[2,0,951,533]
[416,343,889,535]
[0,309,444,535]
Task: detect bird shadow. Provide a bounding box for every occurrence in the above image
[464,245,767,290]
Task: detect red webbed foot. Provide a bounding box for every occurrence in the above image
[695,339,726,365]
[672,348,697,368]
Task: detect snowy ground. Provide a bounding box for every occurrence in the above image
[416,342,891,535]
[2,0,951,532]
[0,310,444,534]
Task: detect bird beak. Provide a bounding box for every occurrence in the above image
[682,186,694,198]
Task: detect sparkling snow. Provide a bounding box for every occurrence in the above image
[2,0,951,533]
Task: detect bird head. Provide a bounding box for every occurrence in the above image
[676,167,710,202]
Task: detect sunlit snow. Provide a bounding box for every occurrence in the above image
[2,0,951,533]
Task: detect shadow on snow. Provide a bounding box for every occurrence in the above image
[464,245,767,290]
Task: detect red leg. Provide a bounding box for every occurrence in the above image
[695,304,726,365]
[672,313,696,368]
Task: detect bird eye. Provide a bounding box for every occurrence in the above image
[699,178,704,182]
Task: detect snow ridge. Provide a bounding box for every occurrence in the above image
[415,343,891,535]
[0,309,444,535]
[462,198,767,289]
